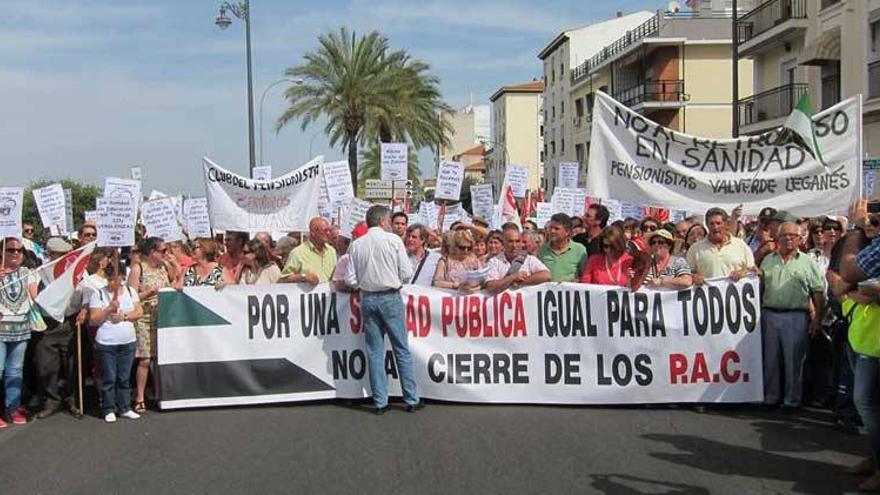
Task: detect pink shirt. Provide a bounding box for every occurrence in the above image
[580,253,634,287]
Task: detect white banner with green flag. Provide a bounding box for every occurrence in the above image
[586,91,861,216]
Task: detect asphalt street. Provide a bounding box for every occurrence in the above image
[0,401,868,494]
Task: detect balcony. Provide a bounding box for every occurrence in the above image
[587,12,661,73]
[736,0,808,56]
[738,82,807,128]
[870,61,880,100]
[613,80,685,109]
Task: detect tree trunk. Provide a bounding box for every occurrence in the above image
[347,132,358,196]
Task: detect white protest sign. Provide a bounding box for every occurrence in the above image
[380,142,408,181]
[322,160,354,212]
[96,196,137,247]
[104,177,142,205]
[535,202,554,228]
[435,160,465,201]
[252,166,272,181]
[587,91,860,216]
[418,201,439,230]
[551,188,587,217]
[558,162,580,189]
[84,210,98,224]
[470,183,494,220]
[183,197,211,239]
[33,183,67,235]
[317,170,332,220]
[604,199,623,222]
[130,166,142,181]
[140,197,183,242]
[63,189,74,235]
[340,198,373,237]
[620,201,644,220]
[0,187,23,237]
[203,156,322,233]
[505,165,529,198]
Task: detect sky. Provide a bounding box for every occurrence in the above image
[0,0,662,195]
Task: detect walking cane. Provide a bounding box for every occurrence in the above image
[75,321,84,419]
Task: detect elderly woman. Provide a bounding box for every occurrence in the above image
[0,237,40,427]
[89,263,143,423]
[127,236,176,415]
[641,229,693,289]
[241,239,282,285]
[178,239,223,288]
[580,225,638,289]
[433,230,483,291]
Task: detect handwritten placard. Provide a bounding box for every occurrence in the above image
[435,160,464,201]
[470,183,494,220]
[505,165,529,198]
[0,187,23,237]
[323,160,355,212]
[97,196,137,247]
[184,197,211,239]
[558,162,580,189]
[33,183,67,235]
[252,166,272,181]
[140,197,182,242]
[380,142,408,181]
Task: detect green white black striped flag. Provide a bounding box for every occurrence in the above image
[773,92,827,167]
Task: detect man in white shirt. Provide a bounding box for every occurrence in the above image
[405,224,441,287]
[485,224,551,293]
[346,206,421,414]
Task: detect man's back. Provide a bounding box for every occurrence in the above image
[348,227,413,292]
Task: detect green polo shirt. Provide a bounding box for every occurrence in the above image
[760,250,826,310]
[282,240,337,282]
[538,240,587,282]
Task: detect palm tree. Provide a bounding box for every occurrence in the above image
[275,27,452,190]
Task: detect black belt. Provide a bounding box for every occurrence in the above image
[763,307,809,314]
[363,288,401,295]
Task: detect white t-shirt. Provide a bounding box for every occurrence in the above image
[88,286,139,346]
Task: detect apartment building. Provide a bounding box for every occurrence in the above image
[736,0,880,158]
[538,10,655,193]
[437,104,491,167]
[547,4,754,198]
[486,80,544,195]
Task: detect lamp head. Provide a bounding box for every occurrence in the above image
[215,7,232,29]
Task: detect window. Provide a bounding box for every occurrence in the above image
[561,139,565,153]
[872,19,880,53]
[540,150,545,162]
[552,105,556,119]
[575,143,584,163]
[561,101,564,115]
[575,98,584,117]
[540,124,544,137]
[551,141,556,155]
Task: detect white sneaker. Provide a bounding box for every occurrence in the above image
[104,412,117,423]
[120,410,141,420]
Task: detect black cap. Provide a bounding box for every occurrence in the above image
[758,207,778,221]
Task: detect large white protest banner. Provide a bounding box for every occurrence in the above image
[33,183,67,235]
[104,177,142,205]
[505,165,529,198]
[587,91,861,216]
[470,183,494,220]
[0,187,23,237]
[321,160,354,212]
[183,198,211,239]
[96,196,136,247]
[141,197,183,242]
[203,157,322,233]
[435,160,464,201]
[157,277,763,409]
[558,162,580,189]
[380,142,408,181]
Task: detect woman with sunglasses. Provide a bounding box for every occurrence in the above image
[177,239,223,288]
[241,239,282,285]
[580,225,639,289]
[641,229,693,289]
[433,230,483,291]
[0,237,39,427]
[127,237,176,415]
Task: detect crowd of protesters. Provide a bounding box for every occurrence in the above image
[3,200,880,488]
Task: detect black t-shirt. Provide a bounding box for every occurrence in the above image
[572,233,603,258]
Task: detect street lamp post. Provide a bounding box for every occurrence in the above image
[216,0,256,177]
[259,77,303,166]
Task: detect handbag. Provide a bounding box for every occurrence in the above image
[28,303,47,332]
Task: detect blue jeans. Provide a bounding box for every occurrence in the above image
[853,353,880,469]
[95,342,136,415]
[0,340,28,414]
[362,291,419,408]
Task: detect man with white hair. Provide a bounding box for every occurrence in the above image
[280,218,336,284]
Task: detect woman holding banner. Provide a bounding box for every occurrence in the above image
[0,237,40,427]
[178,239,223,288]
[433,230,483,292]
[241,240,281,285]
[641,229,692,290]
[580,226,640,290]
[127,237,175,415]
[88,263,143,423]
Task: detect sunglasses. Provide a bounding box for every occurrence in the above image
[23,229,34,234]
[650,239,669,246]
[823,226,842,232]
[642,225,658,232]
[5,247,23,254]
[457,244,472,251]
[82,231,96,237]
